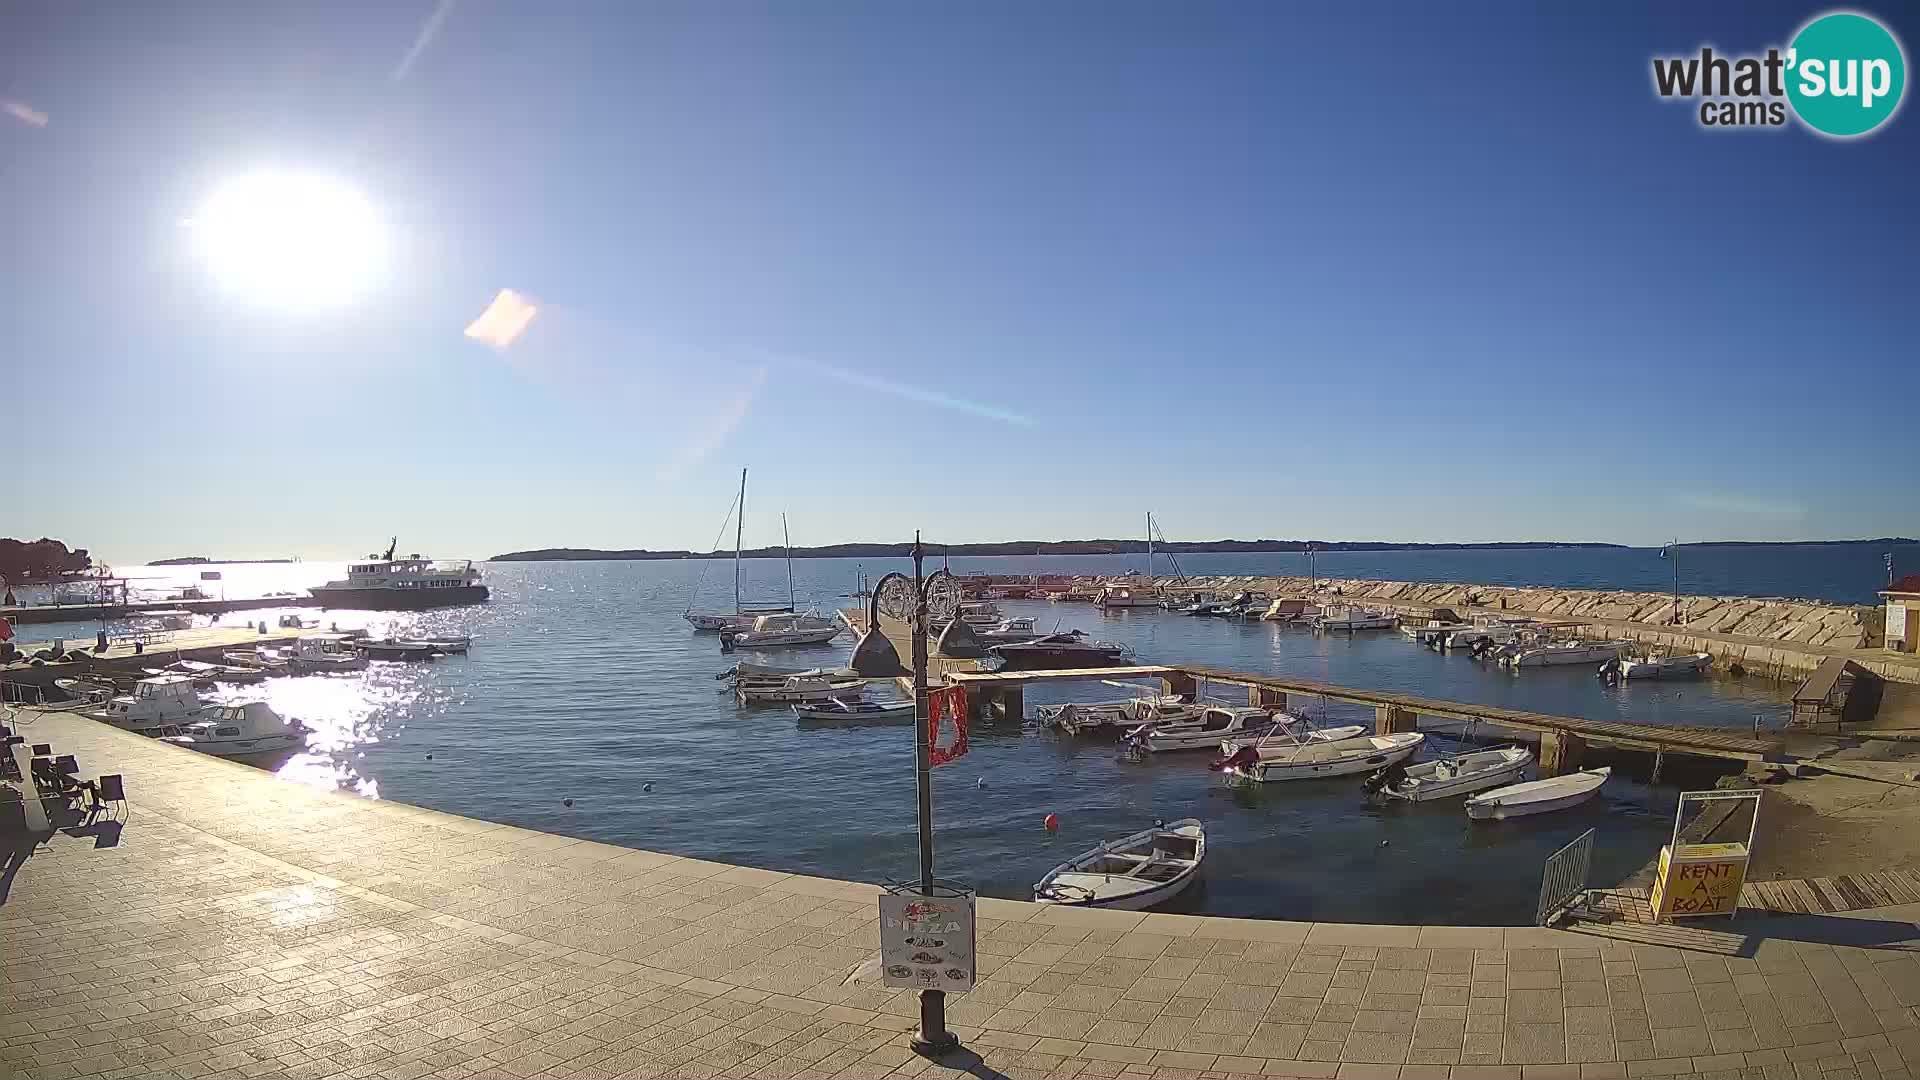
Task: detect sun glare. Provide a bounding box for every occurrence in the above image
[187,170,385,309]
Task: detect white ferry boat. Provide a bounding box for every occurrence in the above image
[309,540,488,610]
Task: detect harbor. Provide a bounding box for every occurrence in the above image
[9,706,1920,1079]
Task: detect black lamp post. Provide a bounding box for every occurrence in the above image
[850,533,961,1057]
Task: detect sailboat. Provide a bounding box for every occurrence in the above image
[1096,512,1165,609]
[685,468,795,631]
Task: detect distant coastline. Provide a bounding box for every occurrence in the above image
[490,537,1916,563]
[492,539,1629,562]
[148,557,296,566]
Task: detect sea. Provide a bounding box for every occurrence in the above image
[14,543,1913,925]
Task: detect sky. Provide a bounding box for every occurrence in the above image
[3,1,1916,565]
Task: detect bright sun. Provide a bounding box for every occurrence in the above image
[188,170,385,309]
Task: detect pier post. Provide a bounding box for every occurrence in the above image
[1540,731,1587,776]
[995,687,1025,724]
[1251,686,1287,711]
[1374,705,1416,734]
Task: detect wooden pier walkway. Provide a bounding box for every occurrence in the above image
[839,606,1778,769]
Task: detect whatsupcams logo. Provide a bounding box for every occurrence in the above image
[1652,10,1906,137]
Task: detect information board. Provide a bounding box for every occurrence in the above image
[879,886,975,993]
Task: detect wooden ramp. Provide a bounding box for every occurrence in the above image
[1582,869,1920,923]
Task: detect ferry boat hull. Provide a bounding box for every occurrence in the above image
[309,584,490,610]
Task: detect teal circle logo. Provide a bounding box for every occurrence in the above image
[1787,12,1907,137]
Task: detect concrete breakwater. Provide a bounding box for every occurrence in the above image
[1149,575,1917,683]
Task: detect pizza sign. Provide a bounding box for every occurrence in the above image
[878,890,975,992]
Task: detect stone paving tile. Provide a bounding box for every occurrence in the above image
[11,712,1920,1080]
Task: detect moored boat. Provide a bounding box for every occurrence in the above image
[1033,819,1205,910]
[791,698,915,725]
[284,634,370,673]
[1465,766,1611,820]
[736,675,868,705]
[1503,640,1628,668]
[720,613,842,649]
[1126,708,1364,754]
[1611,652,1712,680]
[1313,608,1398,632]
[310,540,488,610]
[86,673,207,735]
[159,701,307,759]
[988,631,1132,671]
[1364,745,1534,802]
[1215,730,1425,783]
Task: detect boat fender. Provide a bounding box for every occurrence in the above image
[976,778,986,788]
[1043,813,1059,831]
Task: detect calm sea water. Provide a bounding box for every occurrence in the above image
[23,546,1886,924]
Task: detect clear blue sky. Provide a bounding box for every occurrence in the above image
[5,1,1916,564]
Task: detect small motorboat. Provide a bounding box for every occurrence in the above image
[736,675,868,705]
[283,635,370,673]
[975,617,1046,645]
[159,701,307,759]
[988,632,1133,671]
[417,635,471,654]
[791,698,916,725]
[720,613,842,649]
[86,674,210,735]
[1033,819,1205,910]
[1609,653,1712,680]
[1261,598,1321,624]
[1214,730,1425,783]
[1313,608,1398,632]
[1465,766,1611,820]
[1036,694,1194,736]
[1125,708,1364,754]
[354,639,439,661]
[1503,640,1628,668]
[224,649,288,671]
[1365,745,1534,802]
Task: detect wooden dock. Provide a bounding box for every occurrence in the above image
[839,606,1781,771]
[1583,867,1920,924]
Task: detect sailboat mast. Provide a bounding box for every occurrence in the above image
[783,513,796,611]
[1146,512,1155,583]
[734,468,747,614]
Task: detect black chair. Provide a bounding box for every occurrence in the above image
[87,775,125,823]
[30,743,50,756]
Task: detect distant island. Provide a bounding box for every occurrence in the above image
[492,539,1630,562]
[149,557,296,565]
[1675,538,1916,548]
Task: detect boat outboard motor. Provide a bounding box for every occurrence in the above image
[718,630,737,654]
[1209,744,1262,773]
[1362,760,1408,795]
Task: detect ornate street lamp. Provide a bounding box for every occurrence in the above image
[850,534,964,1057]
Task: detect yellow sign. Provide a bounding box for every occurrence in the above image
[1650,845,1748,919]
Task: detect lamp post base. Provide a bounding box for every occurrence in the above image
[912,989,960,1058]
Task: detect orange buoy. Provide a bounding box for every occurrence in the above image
[1043,813,1059,831]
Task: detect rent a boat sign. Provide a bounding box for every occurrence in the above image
[879,889,976,993]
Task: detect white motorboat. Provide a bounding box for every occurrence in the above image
[685,469,794,630]
[159,701,307,758]
[736,675,868,705]
[791,698,915,725]
[1403,620,1471,643]
[284,634,370,673]
[223,648,288,671]
[310,541,487,609]
[1313,608,1398,632]
[1364,745,1534,802]
[417,635,471,654]
[975,617,1045,644]
[721,613,842,649]
[86,674,208,735]
[1443,625,1525,651]
[1126,707,1365,753]
[1261,597,1322,623]
[1466,766,1611,820]
[1095,581,1162,609]
[1037,694,1195,736]
[1504,640,1628,668]
[1033,819,1205,910]
[158,659,272,684]
[53,676,117,706]
[1614,653,1712,680]
[955,600,1003,627]
[1215,730,1425,783]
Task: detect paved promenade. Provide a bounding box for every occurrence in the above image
[7,712,1920,1080]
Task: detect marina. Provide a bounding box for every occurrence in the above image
[0,551,1907,930]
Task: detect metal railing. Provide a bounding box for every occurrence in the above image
[1536,827,1596,925]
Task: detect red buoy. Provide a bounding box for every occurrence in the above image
[1043,813,1059,831]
